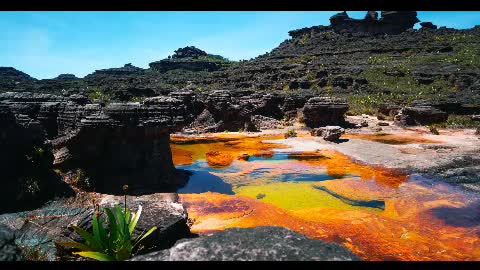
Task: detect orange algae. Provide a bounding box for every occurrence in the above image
[288,150,408,188]
[170,133,288,167]
[206,151,236,168]
[343,133,441,145]
[180,184,480,261]
[173,133,480,261]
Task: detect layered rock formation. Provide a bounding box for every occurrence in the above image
[0,94,74,213]
[149,46,231,73]
[130,227,360,261]
[302,97,349,128]
[329,11,419,35]
[2,13,479,118]
[0,91,192,196]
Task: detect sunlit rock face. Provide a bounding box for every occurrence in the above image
[172,133,480,261]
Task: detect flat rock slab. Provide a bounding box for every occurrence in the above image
[130,227,360,261]
[0,192,190,261]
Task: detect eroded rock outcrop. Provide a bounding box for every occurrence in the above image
[302,97,349,128]
[130,227,360,261]
[394,104,448,126]
[0,92,193,196]
[0,97,74,214]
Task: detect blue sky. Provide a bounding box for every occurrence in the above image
[1,12,479,79]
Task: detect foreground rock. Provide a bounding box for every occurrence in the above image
[130,227,360,261]
[0,224,24,261]
[0,192,191,261]
[311,126,345,142]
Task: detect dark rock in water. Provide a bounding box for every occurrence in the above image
[396,105,448,126]
[0,193,191,261]
[0,224,24,261]
[302,97,349,128]
[377,122,389,126]
[311,126,345,142]
[130,227,360,261]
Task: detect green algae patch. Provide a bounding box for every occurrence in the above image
[234,181,382,213]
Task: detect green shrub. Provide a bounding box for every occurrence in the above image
[284,129,297,138]
[367,55,393,65]
[88,88,112,103]
[57,186,157,261]
[433,115,480,129]
[130,96,144,103]
[427,125,440,135]
[375,131,388,137]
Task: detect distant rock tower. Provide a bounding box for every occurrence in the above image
[329,11,419,34]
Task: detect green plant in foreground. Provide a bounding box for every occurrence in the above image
[57,185,157,261]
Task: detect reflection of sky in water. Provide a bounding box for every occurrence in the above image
[177,152,361,196]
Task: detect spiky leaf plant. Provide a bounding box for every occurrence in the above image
[57,204,157,261]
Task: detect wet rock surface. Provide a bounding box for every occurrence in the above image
[130,227,360,261]
[0,192,191,261]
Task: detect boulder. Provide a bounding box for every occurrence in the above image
[302,97,348,128]
[311,126,345,141]
[396,105,448,126]
[377,104,402,120]
[130,227,360,261]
